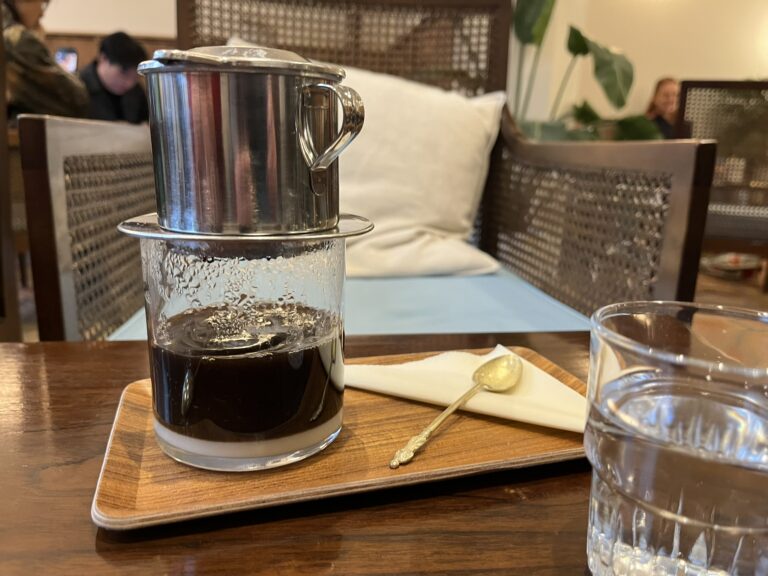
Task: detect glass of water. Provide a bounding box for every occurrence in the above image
[585,301,768,575]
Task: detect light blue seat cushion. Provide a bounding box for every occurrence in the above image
[344,268,588,335]
[108,269,589,341]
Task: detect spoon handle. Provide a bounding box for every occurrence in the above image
[389,379,486,469]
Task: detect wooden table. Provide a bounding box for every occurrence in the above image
[0,332,593,575]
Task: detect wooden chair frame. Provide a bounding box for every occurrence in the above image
[0,39,21,341]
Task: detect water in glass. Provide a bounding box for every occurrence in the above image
[585,371,768,575]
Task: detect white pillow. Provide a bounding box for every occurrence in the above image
[339,66,505,277]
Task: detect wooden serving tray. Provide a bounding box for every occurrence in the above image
[91,347,586,530]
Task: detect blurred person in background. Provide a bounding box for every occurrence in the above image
[79,31,148,124]
[645,77,680,139]
[2,0,88,121]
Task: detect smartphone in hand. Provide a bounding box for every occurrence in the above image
[54,47,78,73]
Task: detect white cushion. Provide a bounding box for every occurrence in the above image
[227,38,504,276]
[339,66,505,277]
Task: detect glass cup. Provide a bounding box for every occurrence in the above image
[585,301,768,575]
[139,236,345,472]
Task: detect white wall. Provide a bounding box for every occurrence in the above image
[43,0,176,38]
[580,0,768,117]
[510,0,768,121]
[508,0,589,122]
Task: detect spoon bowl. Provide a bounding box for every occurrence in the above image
[473,354,523,393]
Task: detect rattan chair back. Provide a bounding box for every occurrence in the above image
[676,80,768,256]
[18,115,155,340]
[483,112,715,314]
[176,0,510,95]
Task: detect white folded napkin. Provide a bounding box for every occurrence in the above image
[345,345,586,433]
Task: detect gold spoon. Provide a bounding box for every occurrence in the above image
[389,353,523,469]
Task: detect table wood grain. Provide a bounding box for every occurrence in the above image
[0,333,592,575]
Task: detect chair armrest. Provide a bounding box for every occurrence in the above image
[475,108,715,314]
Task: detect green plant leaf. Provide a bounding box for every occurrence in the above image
[572,100,601,125]
[587,40,633,109]
[514,0,556,46]
[614,115,663,140]
[567,26,589,56]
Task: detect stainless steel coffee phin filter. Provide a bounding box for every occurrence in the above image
[139,45,364,235]
[120,45,372,471]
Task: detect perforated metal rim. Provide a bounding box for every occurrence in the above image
[119,213,373,241]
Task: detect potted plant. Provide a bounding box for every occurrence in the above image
[512,0,660,140]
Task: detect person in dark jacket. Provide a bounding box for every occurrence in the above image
[79,31,148,124]
[3,0,88,120]
[645,77,680,139]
